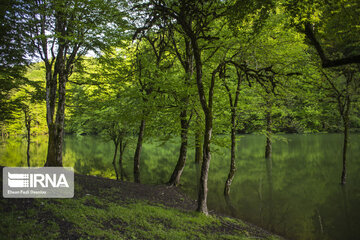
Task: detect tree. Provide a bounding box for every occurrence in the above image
[222,64,242,196]
[321,67,360,184]
[14,0,126,166]
[166,29,194,187]
[285,0,360,183]
[163,1,225,214]
[66,53,135,180]
[131,35,170,183]
[102,112,129,181]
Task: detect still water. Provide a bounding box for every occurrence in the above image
[1,134,359,240]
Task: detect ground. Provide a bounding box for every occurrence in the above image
[0,168,282,240]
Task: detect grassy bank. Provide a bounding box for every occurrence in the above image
[0,171,281,240]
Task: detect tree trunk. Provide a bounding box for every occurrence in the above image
[264,104,274,230]
[119,140,127,181]
[168,36,193,187]
[265,100,272,159]
[113,139,119,180]
[44,64,59,166]
[45,21,65,167]
[190,34,220,214]
[45,66,67,167]
[168,110,189,186]
[45,67,56,131]
[55,69,67,166]
[222,67,242,197]
[197,115,212,214]
[134,119,145,183]
[341,105,350,185]
[190,34,212,214]
[25,110,31,168]
[224,113,236,196]
[341,123,348,185]
[45,126,57,166]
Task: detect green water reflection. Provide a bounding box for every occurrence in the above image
[1,134,359,240]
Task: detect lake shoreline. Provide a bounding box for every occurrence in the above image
[0,166,283,239]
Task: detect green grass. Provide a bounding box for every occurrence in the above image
[0,200,60,239]
[42,194,225,239]
[1,186,280,240]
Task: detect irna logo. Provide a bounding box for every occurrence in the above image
[3,167,74,198]
[8,172,69,188]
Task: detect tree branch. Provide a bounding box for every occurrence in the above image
[304,22,360,68]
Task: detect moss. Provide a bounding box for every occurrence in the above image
[0,207,60,239]
[222,216,247,227]
[39,195,225,239]
[1,182,280,240]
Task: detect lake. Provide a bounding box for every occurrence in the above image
[1,134,359,240]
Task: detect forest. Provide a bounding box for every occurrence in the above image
[1,0,360,239]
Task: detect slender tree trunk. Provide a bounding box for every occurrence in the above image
[196,62,223,213]
[264,104,274,230]
[197,115,212,214]
[168,110,189,186]
[191,36,222,214]
[224,113,236,196]
[44,64,59,166]
[324,70,354,185]
[168,37,193,187]
[341,100,350,185]
[341,123,348,185]
[45,67,56,130]
[223,67,241,197]
[265,100,272,159]
[112,139,119,180]
[46,126,57,166]
[25,110,31,168]
[54,68,67,166]
[189,34,213,214]
[134,119,145,183]
[119,140,127,181]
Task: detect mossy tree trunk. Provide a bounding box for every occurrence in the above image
[340,94,350,185]
[24,107,31,168]
[223,68,242,196]
[112,138,120,180]
[168,112,189,186]
[119,140,127,181]
[134,118,145,183]
[168,38,193,186]
[265,97,273,160]
[323,69,356,185]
